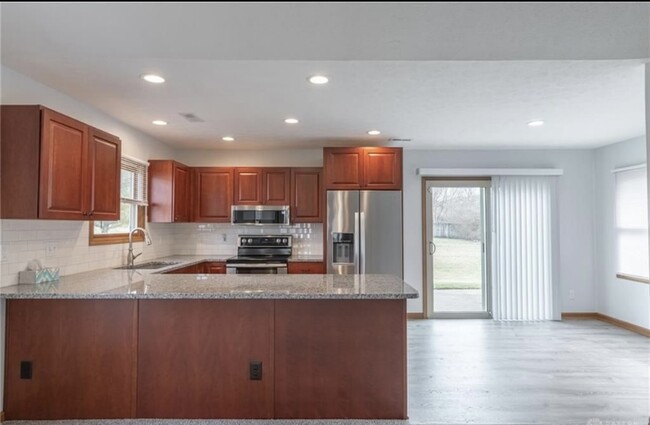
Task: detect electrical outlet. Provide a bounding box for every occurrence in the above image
[569,290,575,300]
[45,244,56,257]
[222,233,227,242]
[249,361,262,380]
[0,246,7,262]
[20,361,33,380]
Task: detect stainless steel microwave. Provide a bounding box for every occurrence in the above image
[231,205,290,225]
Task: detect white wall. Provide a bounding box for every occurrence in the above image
[403,148,596,314]
[593,136,649,328]
[174,148,323,167]
[1,65,176,160]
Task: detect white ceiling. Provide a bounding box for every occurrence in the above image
[1,2,648,150]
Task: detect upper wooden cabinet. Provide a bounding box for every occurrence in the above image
[234,168,263,205]
[0,105,121,220]
[194,168,233,222]
[323,147,402,190]
[148,160,191,223]
[291,168,323,223]
[263,168,291,205]
[87,128,121,221]
[362,147,403,190]
[324,147,364,189]
[235,167,291,206]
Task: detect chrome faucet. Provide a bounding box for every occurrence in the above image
[127,227,152,268]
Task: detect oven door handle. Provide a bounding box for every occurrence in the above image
[226,264,287,268]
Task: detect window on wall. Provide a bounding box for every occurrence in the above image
[615,165,649,283]
[89,157,149,246]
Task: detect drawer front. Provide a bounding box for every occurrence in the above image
[287,262,325,274]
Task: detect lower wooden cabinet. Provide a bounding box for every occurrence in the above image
[4,300,137,420]
[287,262,324,274]
[203,261,227,274]
[137,300,274,418]
[4,299,406,420]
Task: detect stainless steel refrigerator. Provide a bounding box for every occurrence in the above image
[327,190,403,276]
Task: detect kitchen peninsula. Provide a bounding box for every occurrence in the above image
[0,259,417,421]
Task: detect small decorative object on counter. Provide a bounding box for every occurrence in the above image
[19,259,60,284]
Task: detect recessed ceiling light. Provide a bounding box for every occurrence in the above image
[152,120,167,126]
[141,74,165,84]
[528,120,545,127]
[222,136,235,142]
[284,118,299,124]
[367,130,381,135]
[308,75,329,85]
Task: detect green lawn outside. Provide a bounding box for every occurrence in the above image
[433,237,482,290]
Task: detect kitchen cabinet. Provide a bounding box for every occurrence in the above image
[323,147,364,189]
[291,168,323,223]
[87,127,122,221]
[287,262,324,274]
[193,168,233,222]
[137,300,274,418]
[203,262,227,274]
[234,168,263,205]
[234,167,292,206]
[4,299,137,420]
[323,147,402,190]
[0,105,121,220]
[4,298,407,420]
[263,168,291,205]
[362,147,403,189]
[148,160,191,223]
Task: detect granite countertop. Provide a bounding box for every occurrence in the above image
[0,255,418,300]
[288,255,324,262]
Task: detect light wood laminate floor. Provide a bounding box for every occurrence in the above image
[408,319,650,424]
[6,320,649,425]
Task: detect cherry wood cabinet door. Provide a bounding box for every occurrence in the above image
[263,168,291,205]
[287,262,324,274]
[194,168,233,222]
[204,262,226,274]
[274,300,407,419]
[137,300,274,418]
[172,163,191,222]
[39,108,89,219]
[323,147,364,190]
[234,168,263,205]
[291,168,322,223]
[4,299,137,420]
[362,147,403,190]
[88,127,121,221]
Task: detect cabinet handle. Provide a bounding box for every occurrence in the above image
[89,210,94,216]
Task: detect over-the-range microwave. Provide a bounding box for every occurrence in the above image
[231,205,290,225]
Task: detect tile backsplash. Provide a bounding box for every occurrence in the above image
[0,220,322,287]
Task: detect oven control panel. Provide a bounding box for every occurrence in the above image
[238,235,292,247]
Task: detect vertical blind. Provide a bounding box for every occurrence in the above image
[491,176,559,321]
[614,165,648,279]
[121,156,148,205]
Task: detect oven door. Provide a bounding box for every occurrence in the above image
[226,264,288,274]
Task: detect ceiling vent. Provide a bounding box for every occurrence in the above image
[179,113,205,123]
[389,138,412,142]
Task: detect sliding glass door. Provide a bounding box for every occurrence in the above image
[424,179,491,318]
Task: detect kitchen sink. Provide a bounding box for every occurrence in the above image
[114,261,181,270]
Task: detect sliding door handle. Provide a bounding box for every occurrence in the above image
[428,240,436,255]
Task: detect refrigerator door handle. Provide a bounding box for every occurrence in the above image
[354,212,361,274]
[360,211,366,274]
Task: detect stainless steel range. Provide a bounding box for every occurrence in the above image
[226,235,292,274]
